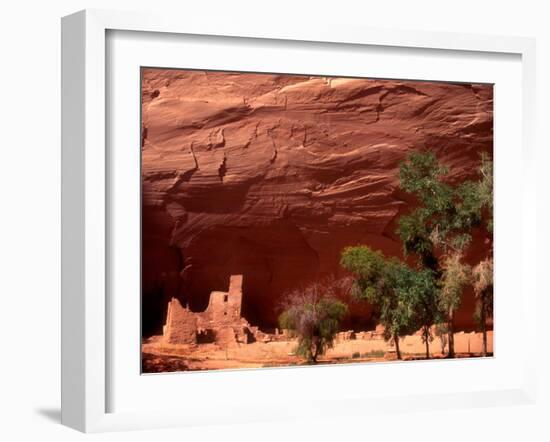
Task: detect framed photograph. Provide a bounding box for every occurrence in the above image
[61,9,537,432]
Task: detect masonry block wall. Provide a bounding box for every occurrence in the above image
[162,274,251,346]
[163,298,197,344]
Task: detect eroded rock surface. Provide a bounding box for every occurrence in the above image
[141,69,493,334]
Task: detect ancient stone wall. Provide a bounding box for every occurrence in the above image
[162,274,253,346]
[227,275,243,318]
[163,298,197,344]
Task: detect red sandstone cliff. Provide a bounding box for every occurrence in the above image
[141,68,493,335]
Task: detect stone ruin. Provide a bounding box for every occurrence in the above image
[159,276,492,358]
[336,324,386,342]
[162,275,275,346]
[161,274,389,348]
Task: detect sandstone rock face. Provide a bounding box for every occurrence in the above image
[141,68,493,335]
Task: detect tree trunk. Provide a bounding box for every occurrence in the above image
[448,307,455,358]
[481,295,487,357]
[394,334,402,360]
[423,326,430,359]
[311,340,318,364]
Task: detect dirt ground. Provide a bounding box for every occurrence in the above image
[142,330,493,373]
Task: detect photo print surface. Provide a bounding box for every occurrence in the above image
[141,68,494,373]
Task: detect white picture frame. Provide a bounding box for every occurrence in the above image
[61,9,538,433]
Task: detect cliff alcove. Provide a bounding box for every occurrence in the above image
[141,69,493,336]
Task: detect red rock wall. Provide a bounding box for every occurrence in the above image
[141,68,493,334]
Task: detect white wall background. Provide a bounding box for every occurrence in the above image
[0,1,547,440]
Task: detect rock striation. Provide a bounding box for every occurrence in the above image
[141,68,493,334]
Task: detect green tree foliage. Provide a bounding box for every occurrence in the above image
[340,246,440,359]
[397,151,493,357]
[472,257,493,356]
[395,263,440,359]
[477,152,494,233]
[398,151,487,261]
[278,282,347,364]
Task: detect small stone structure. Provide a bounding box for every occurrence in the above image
[162,275,429,349]
[162,275,260,346]
[158,277,494,363]
[163,298,198,344]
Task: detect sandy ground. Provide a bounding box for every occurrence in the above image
[142,330,493,373]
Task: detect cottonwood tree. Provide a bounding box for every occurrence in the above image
[471,154,494,356]
[435,323,449,356]
[340,246,439,360]
[440,252,471,357]
[472,257,493,356]
[397,263,440,359]
[397,151,493,357]
[278,282,347,364]
[476,152,494,233]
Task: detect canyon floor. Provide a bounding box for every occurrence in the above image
[142,330,493,373]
